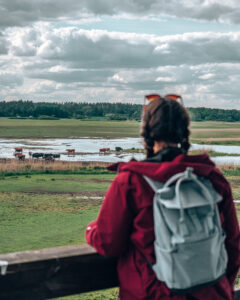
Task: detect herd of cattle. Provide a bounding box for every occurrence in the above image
[13,146,124,161]
[14,148,62,161]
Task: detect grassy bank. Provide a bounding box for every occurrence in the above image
[0,119,240,144]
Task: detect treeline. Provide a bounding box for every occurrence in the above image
[188,107,240,122]
[0,101,240,122]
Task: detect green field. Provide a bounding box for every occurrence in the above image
[0,173,114,253]
[0,118,140,138]
[0,171,118,299]
[0,118,240,144]
[0,169,240,299]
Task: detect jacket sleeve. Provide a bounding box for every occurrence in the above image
[220,183,240,288]
[85,173,134,257]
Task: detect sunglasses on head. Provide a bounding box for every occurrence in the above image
[144,93,183,105]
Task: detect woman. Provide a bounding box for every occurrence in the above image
[86,95,240,299]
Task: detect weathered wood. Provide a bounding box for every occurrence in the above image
[0,244,239,299]
[0,244,118,300]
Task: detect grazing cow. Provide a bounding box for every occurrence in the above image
[66,149,75,156]
[32,153,44,159]
[15,153,25,161]
[53,154,60,159]
[115,147,122,152]
[15,147,23,153]
[99,148,111,154]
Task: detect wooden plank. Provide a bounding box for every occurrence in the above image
[0,244,96,265]
[0,244,239,299]
[0,244,118,300]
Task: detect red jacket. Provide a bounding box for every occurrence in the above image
[86,154,240,300]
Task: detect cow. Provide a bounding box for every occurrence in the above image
[115,147,122,152]
[15,147,23,153]
[53,154,60,159]
[99,148,111,154]
[15,153,25,161]
[66,149,75,156]
[32,153,44,159]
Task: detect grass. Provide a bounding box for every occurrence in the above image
[0,173,113,194]
[0,169,118,299]
[0,118,140,138]
[0,118,240,144]
[56,289,119,300]
[192,140,240,146]
[0,163,239,299]
[116,148,240,157]
[189,149,240,157]
[0,173,115,254]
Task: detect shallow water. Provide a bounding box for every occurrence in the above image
[0,138,239,165]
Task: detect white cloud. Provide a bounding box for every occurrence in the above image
[111,74,128,83]
[155,77,175,82]
[199,73,215,79]
[1,15,240,107]
[7,27,240,71]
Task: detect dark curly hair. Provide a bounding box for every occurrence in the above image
[140,97,191,158]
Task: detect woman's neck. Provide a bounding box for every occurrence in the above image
[153,141,178,154]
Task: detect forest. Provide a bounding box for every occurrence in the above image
[0,100,239,122]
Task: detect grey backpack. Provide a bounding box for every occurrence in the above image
[144,167,228,293]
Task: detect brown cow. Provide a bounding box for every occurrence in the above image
[15,153,25,161]
[99,148,111,154]
[66,149,75,156]
[15,147,23,153]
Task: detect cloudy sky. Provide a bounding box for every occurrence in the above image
[1,0,240,108]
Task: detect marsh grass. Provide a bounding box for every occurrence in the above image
[0,159,111,176]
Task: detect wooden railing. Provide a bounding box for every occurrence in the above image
[0,244,239,300]
[0,245,118,300]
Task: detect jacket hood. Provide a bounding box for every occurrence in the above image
[108,153,219,182]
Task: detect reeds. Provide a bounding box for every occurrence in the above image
[0,158,239,175]
[0,159,111,173]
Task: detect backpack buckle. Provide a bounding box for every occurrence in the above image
[185,167,196,179]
